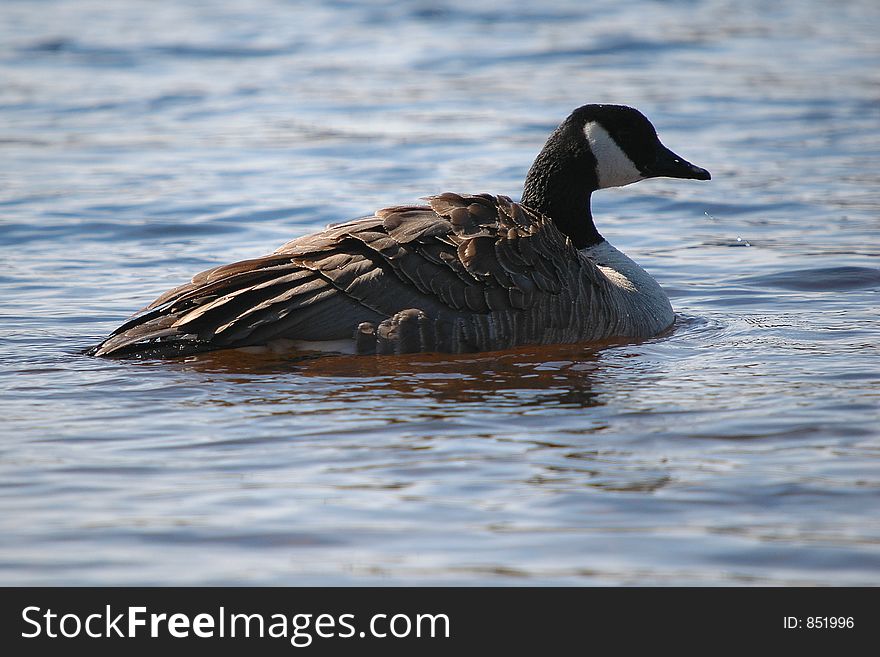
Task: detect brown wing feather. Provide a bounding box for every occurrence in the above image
[90,193,605,357]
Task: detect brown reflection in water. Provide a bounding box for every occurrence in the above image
[173,340,636,410]
[168,341,679,494]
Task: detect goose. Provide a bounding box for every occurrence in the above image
[88,104,710,358]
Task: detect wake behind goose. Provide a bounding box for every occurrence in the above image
[88,104,710,358]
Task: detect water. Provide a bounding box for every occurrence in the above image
[1,0,879,585]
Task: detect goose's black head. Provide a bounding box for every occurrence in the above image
[521,104,710,248]
[569,104,711,186]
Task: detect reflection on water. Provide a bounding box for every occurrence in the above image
[178,343,607,410]
[1,0,879,585]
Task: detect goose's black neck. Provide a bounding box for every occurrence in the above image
[520,122,603,249]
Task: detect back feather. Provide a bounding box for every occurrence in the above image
[89,193,615,357]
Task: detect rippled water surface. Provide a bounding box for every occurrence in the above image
[2,0,879,585]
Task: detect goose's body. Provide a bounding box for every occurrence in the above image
[89,104,709,358]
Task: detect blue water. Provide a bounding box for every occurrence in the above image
[1,0,879,585]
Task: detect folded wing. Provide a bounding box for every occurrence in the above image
[90,193,608,357]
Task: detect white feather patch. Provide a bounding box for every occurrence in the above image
[583,121,644,188]
[580,241,674,334]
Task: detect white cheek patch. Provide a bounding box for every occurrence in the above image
[583,121,644,188]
